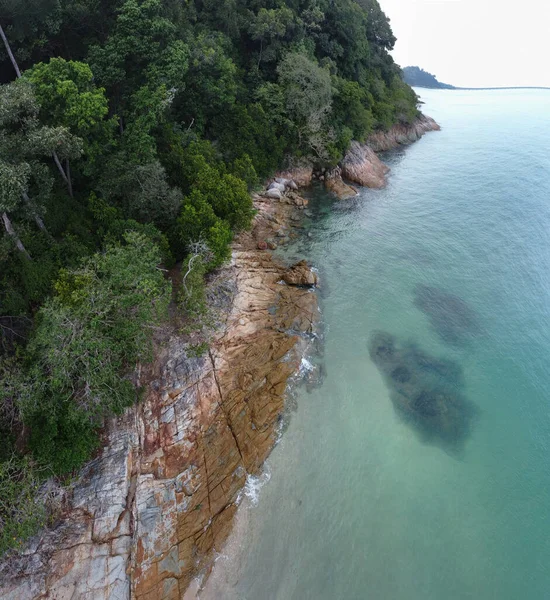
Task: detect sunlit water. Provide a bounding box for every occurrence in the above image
[201,89,550,600]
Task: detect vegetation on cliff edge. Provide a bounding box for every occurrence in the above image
[0,0,419,554]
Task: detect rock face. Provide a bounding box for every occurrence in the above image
[366,115,440,153]
[341,143,390,189]
[324,167,358,199]
[340,115,439,189]
[274,167,314,188]
[0,195,318,600]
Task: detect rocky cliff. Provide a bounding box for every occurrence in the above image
[330,115,440,196]
[0,192,319,600]
[0,115,439,599]
[366,115,441,153]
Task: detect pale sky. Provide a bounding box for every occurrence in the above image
[380,0,550,88]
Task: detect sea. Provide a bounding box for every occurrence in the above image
[199,88,550,600]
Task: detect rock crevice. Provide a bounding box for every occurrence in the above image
[0,193,319,600]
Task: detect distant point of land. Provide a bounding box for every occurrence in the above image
[402,66,550,91]
[402,66,455,89]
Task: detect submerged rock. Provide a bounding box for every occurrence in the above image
[369,332,476,452]
[414,284,480,345]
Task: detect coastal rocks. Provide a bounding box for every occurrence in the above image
[264,188,283,200]
[324,167,359,199]
[341,143,390,189]
[268,181,286,193]
[414,284,480,345]
[274,167,314,188]
[282,260,319,288]
[0,192,318,600]
[263,178,301,201]
[366,115,440,153]
[369,332,476,452]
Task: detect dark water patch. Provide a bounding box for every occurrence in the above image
[369,332,477,453]
[414,284,480,345]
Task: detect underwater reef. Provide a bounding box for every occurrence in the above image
[414,284,480,346]
[369,332,477,452]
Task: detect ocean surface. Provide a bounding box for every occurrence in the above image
[201,89,550,599]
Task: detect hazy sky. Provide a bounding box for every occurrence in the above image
[380,0,550,87]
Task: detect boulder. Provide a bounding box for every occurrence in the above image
[341,141,389,189]
[325,168,358,200]
[268,181,286,192]
[264,188,282,200]
[274,167,314,188]
[282,260,319,288]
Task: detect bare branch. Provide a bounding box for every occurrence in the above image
[1,212,31,260]
[0,24,21,79]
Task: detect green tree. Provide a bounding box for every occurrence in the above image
[25,58,114,171]
[20,232,171,472]
[0,79,83,253]
[177,190,233,267]
[249,7,294,68]
[277,52,334,162]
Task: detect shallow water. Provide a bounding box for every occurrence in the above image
[202,89,550,600]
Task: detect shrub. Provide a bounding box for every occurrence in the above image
[0,456,47,556]
[19,232,171,474]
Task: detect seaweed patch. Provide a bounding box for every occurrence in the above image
[414,284,480,346]
[369,332,477,453]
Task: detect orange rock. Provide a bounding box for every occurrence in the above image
[0,178,320,600]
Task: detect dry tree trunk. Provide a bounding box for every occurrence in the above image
[1,24,74,196]
[1,212,31,260]
[22,191,51,236]
[0,23,21,78]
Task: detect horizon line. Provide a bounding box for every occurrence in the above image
[413,85,550,91]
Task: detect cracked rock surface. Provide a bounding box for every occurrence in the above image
[0,193,318,600]
[341,116,440,189]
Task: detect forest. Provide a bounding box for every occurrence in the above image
[0,0,419,554]
[402,66,455,89]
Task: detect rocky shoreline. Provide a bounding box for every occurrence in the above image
[326,115,441,197]
[0,187,319,600]
[0,115,438,600]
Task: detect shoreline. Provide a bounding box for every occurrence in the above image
[0,116,438,600]
[188,115,442,598]
[0,181,321,600]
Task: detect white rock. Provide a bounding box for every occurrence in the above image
[265,188,282,200]
[268,181,286,192]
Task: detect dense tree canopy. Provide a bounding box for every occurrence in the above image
[0,0,419,553]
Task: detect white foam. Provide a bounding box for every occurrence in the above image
[243,469,271,506]
[300,357,314,374]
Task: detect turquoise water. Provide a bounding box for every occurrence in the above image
[203,89,550,599]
